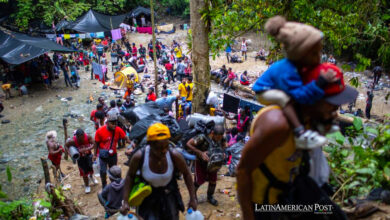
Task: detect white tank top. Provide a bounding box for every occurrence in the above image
[241,41,247,51]
[142,145,174,187]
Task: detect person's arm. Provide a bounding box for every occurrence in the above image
[120,150,142,215]
[64,138,75,155]
[236,109,290,220]
[48,141,62,155]
[84,135,95,152]
[94,132,100,161]
[100,184,109,201]
[186,137,209,162]
[170,149,197,210]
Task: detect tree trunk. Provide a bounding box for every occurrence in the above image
[41,157,51,184]
[190,0,210,114]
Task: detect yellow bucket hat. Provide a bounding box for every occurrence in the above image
[146,123,171,141]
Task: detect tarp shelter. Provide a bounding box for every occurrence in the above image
[0,29,74,65]
[127,6,156,25]
[59,9,127,33]
[55,20,71,32]
[112,67,139,89]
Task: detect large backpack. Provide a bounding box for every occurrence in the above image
[181,120,215,152]
[259,151,347,219]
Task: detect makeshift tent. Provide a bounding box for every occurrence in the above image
[127,6,156,26]
[111,67,139,89]
[0,29,74,65]
[59,10,127,33]
[55,20,71,32]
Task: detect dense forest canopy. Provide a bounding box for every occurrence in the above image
[0,0,389,69]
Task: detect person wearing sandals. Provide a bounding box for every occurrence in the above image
[121,123,197,220]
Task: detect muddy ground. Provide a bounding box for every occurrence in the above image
[1,24,390,219]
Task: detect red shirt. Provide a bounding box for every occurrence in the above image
[165,63,173,71]
[90,110,98,121]
[147,92,157,101]
[132,46,137,56]
[228,71,236,80]
[95,125,126,154]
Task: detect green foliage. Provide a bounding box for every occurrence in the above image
[325,118,390,202]
[205,0,390,69]
[6,166,12,183]
[0,200,34,220]
[160,0,190,17]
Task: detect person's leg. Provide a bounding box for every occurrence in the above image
[257,90,326,149]
[83,176,89,187]
[365,104,371,119]
[207,171,218,206]
[99,157,108,188]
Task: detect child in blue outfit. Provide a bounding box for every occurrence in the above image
[253,16,337,149]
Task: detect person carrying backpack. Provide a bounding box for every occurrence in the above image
[236,53,356,219]
[120,123,197,219]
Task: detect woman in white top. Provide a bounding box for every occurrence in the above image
[121,123,197,220]
[241,38,248,61]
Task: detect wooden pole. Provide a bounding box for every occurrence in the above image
[41,157,51,184]
[150,0,158,96]
[63,118,69,160]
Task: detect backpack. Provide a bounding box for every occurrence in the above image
[181,120,215,152]
[259,151,347,219]
[204,135,224,173]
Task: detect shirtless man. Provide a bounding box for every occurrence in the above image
[46,130,65,178]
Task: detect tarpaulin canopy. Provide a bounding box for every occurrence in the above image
[128,6,154,18]
[62,10,127,33]
[0,29,74,65]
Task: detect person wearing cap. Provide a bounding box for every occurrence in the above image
[186,125,227,206]
[237,56,357,219]
[94,113,131,188]
[121,123,197,219]
[46,130,65,179]
[65,129,97,193]
[98,165,125,218]
[252,16,339,150]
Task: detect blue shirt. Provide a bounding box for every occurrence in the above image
[155,96,177,110]
[252,58,324,105]
[226,46,232,53]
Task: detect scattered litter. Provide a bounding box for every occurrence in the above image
[66,97,73,101]
[62,184,72,190]
[61,98,68,102]
[35,106,43,112]
[1,119,10,124]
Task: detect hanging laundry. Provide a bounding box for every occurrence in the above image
[111,28,122,41]
[79,34,86,39]
[64,34,71,40]
[70,34,76,38]
[46,34,56,40]
[92,62,105,84]
[96,32,105,38]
